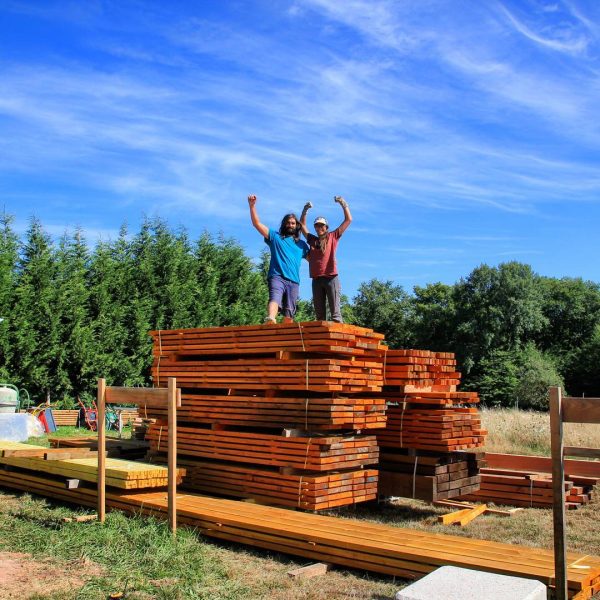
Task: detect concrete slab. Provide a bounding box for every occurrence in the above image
[395,566,547,600]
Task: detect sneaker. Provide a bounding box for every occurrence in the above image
[263,316,276,324]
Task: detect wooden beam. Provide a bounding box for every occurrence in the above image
[287,562,330,579]
[561,397,600,424]
[563,446,600,459]
[550,386,568,600]
[97,378,106,524]
[105,387,181,408]
[168,377,178,535]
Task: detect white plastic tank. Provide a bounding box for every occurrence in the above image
[0,386,18,413]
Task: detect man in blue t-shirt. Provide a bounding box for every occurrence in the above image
[248,194,309,323]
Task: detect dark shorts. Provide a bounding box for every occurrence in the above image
[268,275,300,318]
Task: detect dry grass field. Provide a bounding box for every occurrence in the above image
[480,407,600,456]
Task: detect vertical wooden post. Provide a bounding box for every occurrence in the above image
[168,377,177,535]
[550,386,567,600]
[97,378,106,524]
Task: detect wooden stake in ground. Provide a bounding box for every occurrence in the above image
[97,378,180,533]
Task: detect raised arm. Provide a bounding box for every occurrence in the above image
[299,201,312,238]
[334,196,352,234]
[248,195,269,238]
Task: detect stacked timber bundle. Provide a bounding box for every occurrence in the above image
[375,350,486,502]
[457,453,600,509]
[0,441,184,490]
[146,322,387,510]
[378,450,483,502]
[383,349,461,390]
[376,392,486,452]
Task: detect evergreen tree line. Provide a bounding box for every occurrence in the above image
[1,214,598,409]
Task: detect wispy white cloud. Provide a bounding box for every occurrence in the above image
[497,2,589,54]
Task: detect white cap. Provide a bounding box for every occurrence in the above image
[314,216,328,226]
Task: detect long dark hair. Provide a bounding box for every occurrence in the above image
[279,213,301,240]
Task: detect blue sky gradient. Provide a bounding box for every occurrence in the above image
[1,0,599,300]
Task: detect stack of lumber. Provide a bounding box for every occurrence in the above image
[0,468,599,599]
[457,453,600,509]
[147,425,379,471]
[145,391,386,431]
[0,441,184,490]
[375,352,486,501]
[52,409,80,426]
[383,350,460,391]
[378,450,483,502]
[178,459,379,510]
[150,323,386,393]
[146,322,387,510]
[376,391,486,452]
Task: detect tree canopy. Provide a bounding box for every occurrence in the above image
[0,214,598,407]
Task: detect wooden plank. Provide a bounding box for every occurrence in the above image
[454,503,487,526]
[563,447,600,459]
[561,397,600,424]
[105,387,181,408]
[287,563,330,579]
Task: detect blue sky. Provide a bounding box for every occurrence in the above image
[1,0,599,301]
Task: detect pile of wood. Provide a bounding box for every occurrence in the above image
[378,450,483,502]
[457,453,600,509]
[145,391,386,431]
[383,349,461,391]
[146,425,379,471]
[0,441,184,490]
[376,394,486,452]
[146,322,387,510]
[177,459,379,510]
[374,352,486,502]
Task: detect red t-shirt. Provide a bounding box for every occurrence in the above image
[307,229,342,278]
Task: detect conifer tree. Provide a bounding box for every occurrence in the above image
[53,228,95,404]
[0,211,18,381]
[11,218,60,401]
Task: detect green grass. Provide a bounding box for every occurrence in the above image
[26,425,133,448]
[0,492,249,600]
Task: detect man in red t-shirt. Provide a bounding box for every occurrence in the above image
[300,196,352,322]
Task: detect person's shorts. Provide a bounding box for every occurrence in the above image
[268,275,299,318]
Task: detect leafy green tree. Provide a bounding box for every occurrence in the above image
[410,282,456,351]
[536,277,600,354]
[453,262,547,375]
[561,323,600,397]
[466,344,563,408]
[352,279,414,347]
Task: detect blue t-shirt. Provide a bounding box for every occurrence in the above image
[265,228,309,284]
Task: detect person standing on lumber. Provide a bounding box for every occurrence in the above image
[299,196,352,323]
[248,194,310,324]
